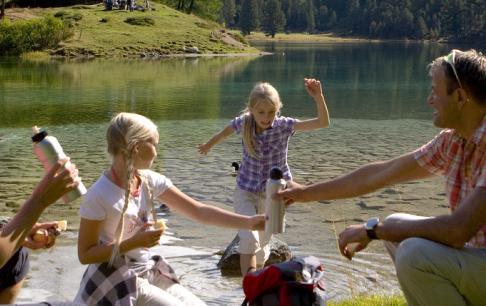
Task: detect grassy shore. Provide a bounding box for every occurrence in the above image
[2,4,381,58]
[3,3,262,58]
[328,294,406,306]
[245,31,380,43]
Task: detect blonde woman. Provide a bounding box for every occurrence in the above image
[75,112,264,306]
[198,79,330,275]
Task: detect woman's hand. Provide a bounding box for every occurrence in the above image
[129,223,164,248]
[249,215,265,231]
[24,221,59,249]
[31,158,80,208]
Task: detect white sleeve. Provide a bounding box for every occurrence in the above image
[145,170,173,198]
[79,188,107,220]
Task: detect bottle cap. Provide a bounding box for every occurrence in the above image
[269,167,283,180]
[31,126,48,143]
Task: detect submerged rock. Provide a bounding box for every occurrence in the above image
[217,234,292,276]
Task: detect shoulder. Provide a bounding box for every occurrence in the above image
[80,174,113,219]
[274,116,297,130]
[413,129,458,172]
[84,174,111,201]
[139,170,173,192]
[231,115,246,131]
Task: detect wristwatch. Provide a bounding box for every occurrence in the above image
[365,217,380,240]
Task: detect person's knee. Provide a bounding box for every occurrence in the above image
[395,237,431,280]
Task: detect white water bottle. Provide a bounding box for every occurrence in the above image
[31,126,87,204]
[265,167,286,234]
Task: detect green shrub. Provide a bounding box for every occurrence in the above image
[54,11,83,22]
[0,16,73,56]
[231,32,248,45]
[125,16,155,26]
[71,13,83,21]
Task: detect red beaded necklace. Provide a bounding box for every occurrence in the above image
[110,167,141,197]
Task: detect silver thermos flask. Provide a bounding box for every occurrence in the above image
[265,167,286,234]
[31,126,87,203]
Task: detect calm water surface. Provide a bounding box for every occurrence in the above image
[0,42,477,304]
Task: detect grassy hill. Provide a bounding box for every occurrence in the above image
[2,2,261,58]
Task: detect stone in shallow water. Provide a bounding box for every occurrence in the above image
[217,234,292,276]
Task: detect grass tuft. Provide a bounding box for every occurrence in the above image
[125,16,155,26]
[328,294,406,306]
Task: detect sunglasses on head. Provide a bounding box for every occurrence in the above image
[443,49,463,90]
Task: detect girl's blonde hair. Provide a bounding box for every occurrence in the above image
[241,82,282,158]
[106,112,158,266]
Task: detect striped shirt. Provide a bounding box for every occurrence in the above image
[232,115,297,193]
[414,116,486,247]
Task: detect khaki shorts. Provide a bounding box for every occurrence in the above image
[233,187,271,265]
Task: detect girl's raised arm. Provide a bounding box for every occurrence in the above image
[294,78,330,131]
[198,124,235,155]
[159,185,264,230]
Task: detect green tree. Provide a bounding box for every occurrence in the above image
[1,0,5,20]
[262,0,286,37]
[415,15,428,38]
[240,0,259,35]
[306,0,315,32]
[222,0,237,27]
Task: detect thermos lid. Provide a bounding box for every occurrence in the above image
[32,127,48,143]
[269,167,283,180]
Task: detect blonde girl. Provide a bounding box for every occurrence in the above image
[198,78,330,275]
[75,112,264,306]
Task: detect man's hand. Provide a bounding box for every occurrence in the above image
[338,224,371,260]
[275,181,308,206]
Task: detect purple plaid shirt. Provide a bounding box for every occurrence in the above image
[231,115,297,192]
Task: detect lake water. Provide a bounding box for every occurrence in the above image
[0,41,478,304]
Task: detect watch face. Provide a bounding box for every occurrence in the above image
[366,217,379,230]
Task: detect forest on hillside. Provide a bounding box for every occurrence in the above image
[163,0,486,43]
[1,0,484,43]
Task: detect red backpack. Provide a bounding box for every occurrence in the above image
[242,255,327,306]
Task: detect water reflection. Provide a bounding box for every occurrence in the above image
[0,57,254,127]
[1,42,456,129]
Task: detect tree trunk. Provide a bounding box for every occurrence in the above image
[187,0,194,13]
[1,0,5,20]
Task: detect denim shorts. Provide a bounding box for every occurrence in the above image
[0,246,30,290]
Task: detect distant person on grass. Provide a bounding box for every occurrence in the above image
[276,49,486,306]
[0,159,80,303]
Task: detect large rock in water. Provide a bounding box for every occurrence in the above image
[217,235,292,276]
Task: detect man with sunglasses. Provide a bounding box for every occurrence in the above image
[277,49,486,306]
